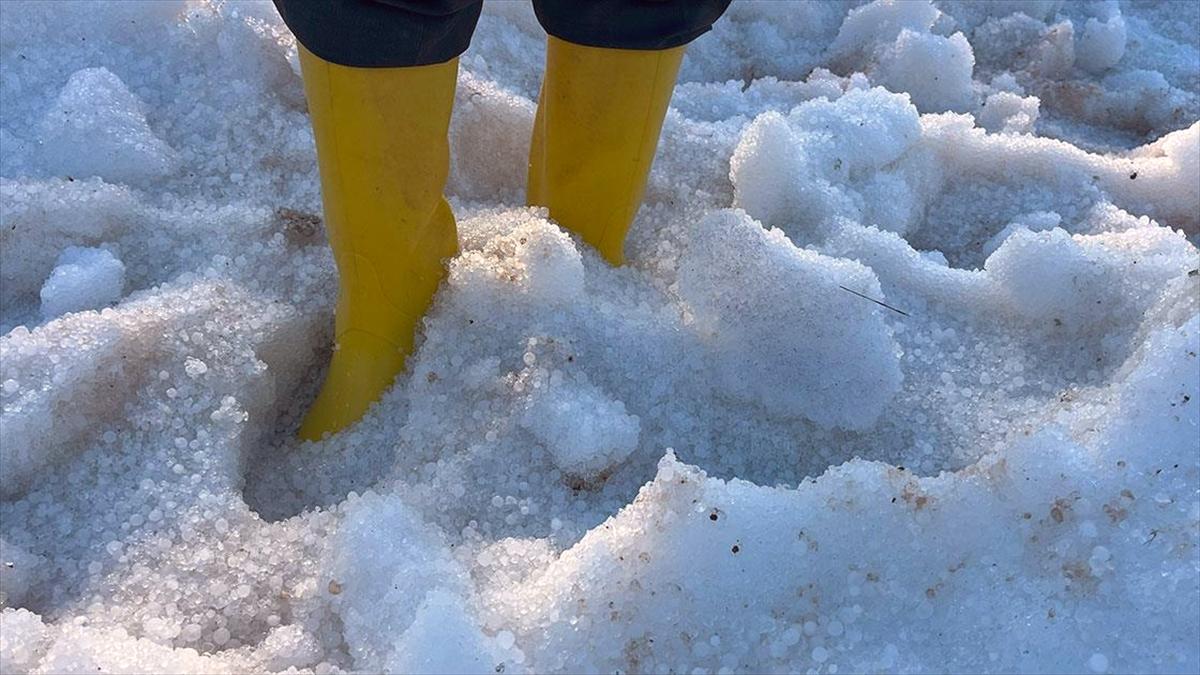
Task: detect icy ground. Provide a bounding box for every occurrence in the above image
[1,1,1198,673]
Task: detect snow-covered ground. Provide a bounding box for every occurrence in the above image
[1,1,1198,672]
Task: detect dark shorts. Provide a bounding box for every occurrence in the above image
[274,0,732,68]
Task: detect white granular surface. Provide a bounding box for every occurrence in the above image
[1,1,1198,673]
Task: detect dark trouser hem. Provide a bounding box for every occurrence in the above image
[273,0,484,68]
[275,0,731,68]
[533,0,732,51]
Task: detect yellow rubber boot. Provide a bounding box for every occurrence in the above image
[527,37,685,266]
[296,47,459,440]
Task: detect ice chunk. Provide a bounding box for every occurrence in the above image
[981,211,1062,258]
[0,608,48,673]
[448,209,585,321]
[787,87,923,174]
[256,625,321,672]
[729,88,922,239]
[985,227,1197,333]
[1075,14,1127,74]
[1030,19,1077,78]
[987,229,1100,330]
[679,210,901,430]
[519,372,640,479]
[1119,122,1200,235]
[729,111,844,237]
[876,29,976,113]
[0,178,140,314]
[977,91,1040,134]
[38,246,125,319]
[38,68,177,184]
[828,0,941,65]
[387,589,506,675]
[329,491,468,671]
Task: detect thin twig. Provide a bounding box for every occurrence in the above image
[838,285,910,317]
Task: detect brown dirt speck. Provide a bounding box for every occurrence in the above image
[276,207,323,246]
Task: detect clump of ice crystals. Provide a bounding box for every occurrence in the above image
[38,246,126,320]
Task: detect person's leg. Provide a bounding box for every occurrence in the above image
[276,0,482,439]
[527,0,731,265]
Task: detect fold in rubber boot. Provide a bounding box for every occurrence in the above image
[297,46,459,440]
[527,37,685,265]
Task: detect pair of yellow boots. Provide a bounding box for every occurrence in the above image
[297,38,684,440]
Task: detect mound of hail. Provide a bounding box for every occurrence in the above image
[1,1,1198,674]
